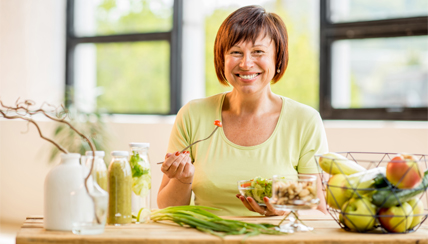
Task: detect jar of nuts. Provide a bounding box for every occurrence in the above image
[270,175,319,210]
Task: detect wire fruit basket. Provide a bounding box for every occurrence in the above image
[314,152,428,233]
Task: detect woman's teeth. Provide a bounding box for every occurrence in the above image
[239,73,258,79]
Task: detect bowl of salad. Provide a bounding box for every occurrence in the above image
[237,176,272,206]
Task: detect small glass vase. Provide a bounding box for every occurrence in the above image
[129,143,152,224]
[70,175,108,235]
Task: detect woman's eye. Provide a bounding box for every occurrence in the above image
[231,51,241,55]
[253,50,264,54]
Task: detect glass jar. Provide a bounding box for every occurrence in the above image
[71,175,108,235]
[129,142,151,223]
[107,151,132,225]
[84,151,108,191]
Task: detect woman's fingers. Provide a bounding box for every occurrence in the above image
[237,195,257,212]
[161,151,193,180]
[182,159,194,179]
[161,151,183,174]
[247,197,267,215]
[263,197,287,216]
[164,152,173,160]
[161,152,179,171]
[167,153,187,177]
[236,195,286,216]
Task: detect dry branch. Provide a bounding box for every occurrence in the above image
[0,98,100,224]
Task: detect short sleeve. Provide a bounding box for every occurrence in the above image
[297,112,329,174]
[167,103,194,154]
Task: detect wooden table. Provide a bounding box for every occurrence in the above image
[16,215,428,244]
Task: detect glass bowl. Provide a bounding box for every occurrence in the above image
[271,175,320,211]
[270,174,320,233]
[237,178,272,206]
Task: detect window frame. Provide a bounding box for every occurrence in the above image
[319,0,428,120]
[65,0,183,115]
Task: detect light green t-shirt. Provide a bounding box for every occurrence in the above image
[167,92,328,216]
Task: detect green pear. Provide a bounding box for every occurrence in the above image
[407,198,424,230]
[341,197,376,232]
[326,174,349,210]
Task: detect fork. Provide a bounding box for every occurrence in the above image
[157,120,222,164]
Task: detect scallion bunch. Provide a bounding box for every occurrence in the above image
[150,206,285,238]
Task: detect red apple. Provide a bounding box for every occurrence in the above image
[386,154,423,189]
[378,202,413,233]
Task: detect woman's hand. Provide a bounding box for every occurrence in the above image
[161,151,194,184]
[236,194,288,216]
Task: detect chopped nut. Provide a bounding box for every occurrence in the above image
[299,189,310,197]
[295,184,302,194]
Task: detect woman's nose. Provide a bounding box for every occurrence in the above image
[239,53,254,69]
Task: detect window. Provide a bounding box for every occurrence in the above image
[320,0,428,120]
[66,0,183,114]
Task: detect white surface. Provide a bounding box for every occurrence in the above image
[0,222,20,244]
[44,154,89,231]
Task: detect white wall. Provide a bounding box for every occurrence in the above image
[1,0,427,226]
[0,0,65,106]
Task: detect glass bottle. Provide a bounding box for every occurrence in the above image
[84,151,108,191]
[107,151,132,225]
[70,174,108,235]
[129,142,151,223]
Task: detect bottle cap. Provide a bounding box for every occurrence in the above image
[85,151,105,157]
[111,151,129,157]
[129,142,150,148]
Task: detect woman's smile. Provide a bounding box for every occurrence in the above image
[224,34,276,94]
[235,72,261,82]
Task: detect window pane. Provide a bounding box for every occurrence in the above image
[329,0,428,23]
[331,36,428,109]
[74,0,173,37]
[74,41,170,114]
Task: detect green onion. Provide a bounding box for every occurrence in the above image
[150,206,285,239]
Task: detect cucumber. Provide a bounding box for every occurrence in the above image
[373,173,389,188]
[372,170,428,208]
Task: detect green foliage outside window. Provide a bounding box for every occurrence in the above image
[96,41,170,114]
[92,0,172,114]
[91,0,320,113]
[95,0,172,35]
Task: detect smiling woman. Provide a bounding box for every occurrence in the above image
[214,5,288,86]
[157,5,328,217]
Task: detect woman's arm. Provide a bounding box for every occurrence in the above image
[313,173,328,214]
[157,152,195,208]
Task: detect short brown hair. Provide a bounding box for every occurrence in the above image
[214,5,289,86]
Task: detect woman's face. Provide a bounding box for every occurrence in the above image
[224,34,276,95]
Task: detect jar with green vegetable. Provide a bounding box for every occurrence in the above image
[107,151,132,225]
[129,143,151,223]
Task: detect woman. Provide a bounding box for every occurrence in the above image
[158,5,328,216]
